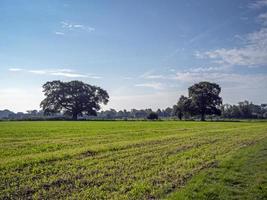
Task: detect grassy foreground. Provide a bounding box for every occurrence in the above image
[0,121,266,199]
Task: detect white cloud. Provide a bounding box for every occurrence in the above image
[73,24,84,28]
[140,70,167,80]
[28,70,47,75]
[61,21,95,32]
[196,27,267,67]
[195,2,267,68]
[88,75,102,79]
[139,67,225,82]
[248,0,267,9]
[10,68,102,79]
[55,31,65,35]
[143,75,165,79]
[188,66,226,73]
[50,72,88,78]
[135,82,164,90]
[169,68,176,72]
[8,68,23,72]
[56,69,75,73]
[139,70,154,78]
[173,71,267,90]
[258,12,267,25]
[170,70,267,105]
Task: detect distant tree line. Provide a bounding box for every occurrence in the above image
[1,101,267,120]
[96,108,173,120]
[172,82,267,120]
[0,80,266,121]
[221,101,267,119]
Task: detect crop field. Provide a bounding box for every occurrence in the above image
[0,121,267,199]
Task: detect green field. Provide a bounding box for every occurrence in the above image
[0,121,267,199]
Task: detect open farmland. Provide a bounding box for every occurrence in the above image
[0,121,267,199]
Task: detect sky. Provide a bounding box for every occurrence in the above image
[0,0,267,112]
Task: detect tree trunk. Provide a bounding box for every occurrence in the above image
[178,113,183,120]
[201,113,205,121]
[72,113,78,120]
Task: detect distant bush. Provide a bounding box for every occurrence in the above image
[147,112,159,120]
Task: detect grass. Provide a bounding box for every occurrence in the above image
[0,121,266,199]
[168,137,267,200]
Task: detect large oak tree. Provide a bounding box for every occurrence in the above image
[189,81,222,121]
[175,82,222,121]
[40,80,109,120]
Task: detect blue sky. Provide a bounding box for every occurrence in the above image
[0,0,267,112]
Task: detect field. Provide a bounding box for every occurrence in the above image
[0,121,267,199]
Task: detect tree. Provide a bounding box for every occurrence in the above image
[147,112,159,120]
[173,105,182,120]
[164,107,173,117]
[40,80,109,120]
[26,110,38,116]
[238,101,253,118]
[135,109,147,118]
[174,95,194,120]
[231,105,241,118]
[189,82,222,121]
[105,109,117,119]
[221,101,266,119]
[156,109,163,117]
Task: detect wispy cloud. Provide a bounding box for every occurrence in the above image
[8,68,23,72]
[196,27,267,67]
[61,21,95,32]
[28,70,47,75]
[258,12,267,25]
[173,71,267,89]
[196,3,267,68]
[170,69,267,105]
[50,72,88,78]
[54,31,65,35]
[187,66,226,73]
[143,74,165,79]
[163,48,185,61]
[168,68,176,72]
[164,13,239,61]
[139,67,225,81]
[88,75,102,79]
[135,82,164,90]
[140,70,167,80]
[9,68,102,79]
[138,65,267,91]
[248,0,267,9]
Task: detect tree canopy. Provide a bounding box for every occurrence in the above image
[173,95,194,120]
[175,82,222,121]
[147,112,159,120]
[40,80,109,120]
[189,82,222,121]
